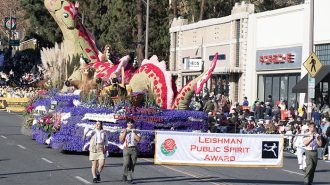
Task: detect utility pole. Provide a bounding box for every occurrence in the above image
[142,0,149,59]
[307,0,314,121]
[8,8,12,46]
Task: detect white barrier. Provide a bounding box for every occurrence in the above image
[155,131,284,167]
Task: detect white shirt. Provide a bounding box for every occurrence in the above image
[303,132,318,151]
[122,130,140,148]
[86,129,108,145]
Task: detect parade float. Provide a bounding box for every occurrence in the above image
[24,0,218,155]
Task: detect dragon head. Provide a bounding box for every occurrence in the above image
[45,0,78,29]
[44,0,63,13]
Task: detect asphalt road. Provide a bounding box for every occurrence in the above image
[0,111,329,185]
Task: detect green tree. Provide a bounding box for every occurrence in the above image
[20,0,61,48]
[148,0,170,62]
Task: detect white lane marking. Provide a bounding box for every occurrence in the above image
[1,135,7,139]
[41,157,54,164]
[75,176,91,184]
[142,158,231,185]
[282,169,304,176]
[17,144,26,150]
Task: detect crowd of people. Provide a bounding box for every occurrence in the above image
[189,92,330,185]
[0,86,39,98]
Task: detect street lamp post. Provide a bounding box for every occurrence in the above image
[141,0,149,59]
[307,0,314,121]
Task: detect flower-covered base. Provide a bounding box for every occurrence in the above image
[26,91,208,155]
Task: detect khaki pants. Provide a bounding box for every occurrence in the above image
[304,150,318,185]
[123,147,138,180]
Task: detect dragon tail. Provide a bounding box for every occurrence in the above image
[171,53,218,110]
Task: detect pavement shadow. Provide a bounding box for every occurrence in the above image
[100,176,185,184]
[135,176,217,184]
[0,166,91,176]
[103,161,153,167]
[315,169,330,172]
[284,155,297,159]
[61,150,89,156]
[0,159,10,162]
[192,178,330,184]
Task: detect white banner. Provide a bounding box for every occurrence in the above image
[82,113,117,122]
[155,131,284,167]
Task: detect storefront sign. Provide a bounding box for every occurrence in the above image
[259,53,294,64]
[155,131,283,167]
[183,58,203,71]
[256,47,302,70]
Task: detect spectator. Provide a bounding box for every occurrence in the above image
[293,125,307,171]
[321,117,330,136]
[266,95,273,107]
[300,107,307,121]
[264,102,273,119]
[278,98,287,110]
[255,120,266,133]
[242,96,249,106]
[254,102,264,120]
[203,98,215,114]
[245,116,255,133]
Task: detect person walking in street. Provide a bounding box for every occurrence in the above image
[303,122,323,185]
[84,121,108,183]
[293,125,307,171]
[119,119,141,184]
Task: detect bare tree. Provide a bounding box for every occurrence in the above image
[199,0,205,21]
[171,0,178,18]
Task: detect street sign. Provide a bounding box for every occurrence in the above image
[308,87,315,98]
[308,77,315,88]
[9,40,20,46]
[4,17,16,30]
[303,52,322,78]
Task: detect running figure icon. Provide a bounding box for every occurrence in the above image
[263,143,278,157]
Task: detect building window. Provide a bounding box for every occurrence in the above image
[235,19,241,67]
[257,73,300,108]
[181,75,198,87]
[210,75,229,96]
[315,44,330,65]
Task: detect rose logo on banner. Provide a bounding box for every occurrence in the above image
[161,138,177,156]
[262,141,279,159]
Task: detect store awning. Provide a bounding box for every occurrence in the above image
[212,67,243,74]
[292,65,330,93]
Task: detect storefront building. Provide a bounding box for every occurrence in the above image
[246,0,330,107]
[169,2,254,102]
[255,47,302,108]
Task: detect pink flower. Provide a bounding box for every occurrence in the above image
[38,89,47,95]
[26,104,34,113]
